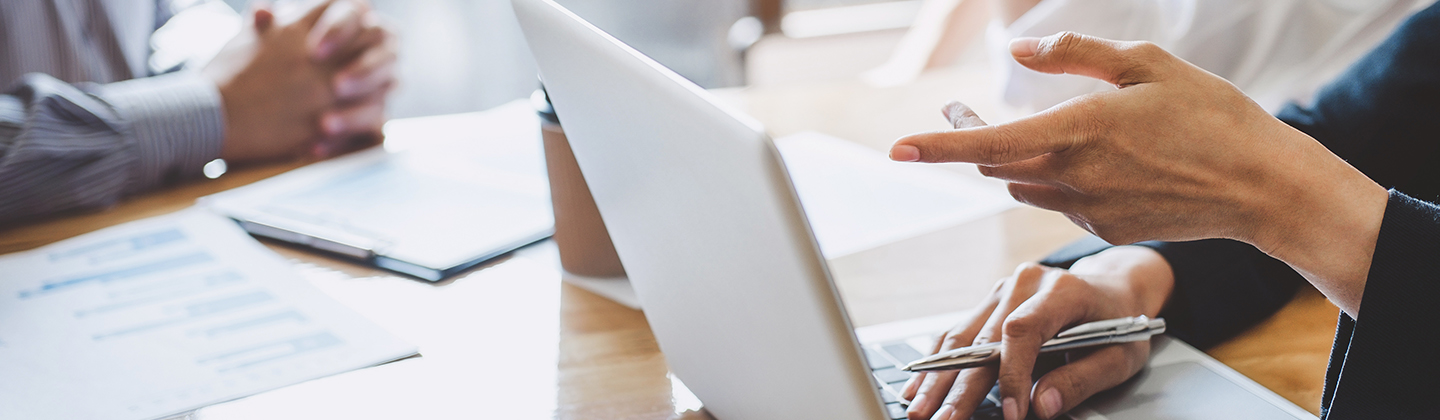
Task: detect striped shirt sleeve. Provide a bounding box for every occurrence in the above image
[0,70,224,223]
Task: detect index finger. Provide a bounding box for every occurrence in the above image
[904,293,1000,419]
[996,271,1092,420]
[890,105,1084,165]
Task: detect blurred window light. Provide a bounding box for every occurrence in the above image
[780,0,920,39]
[149,0,243,74]
[729,16,765,50]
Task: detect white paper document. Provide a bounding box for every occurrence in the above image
[201,101,555,280]
[0,210,416,420]
[777,132,1019,258]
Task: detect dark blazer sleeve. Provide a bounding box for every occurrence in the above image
[1309,6,1440,417]
[1320,191,1440,419]
[1274,8,1440,203]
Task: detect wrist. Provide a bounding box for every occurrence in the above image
[1246,133,1387,316]
[1068,246,1174,317]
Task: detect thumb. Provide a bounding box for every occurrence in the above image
[1010,32,1170,88]
[1030,343,1149,419]
[249,1,274,31]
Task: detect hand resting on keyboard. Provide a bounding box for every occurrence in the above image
[899,246,1174,420]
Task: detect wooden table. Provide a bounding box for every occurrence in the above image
[0,69,1338,419]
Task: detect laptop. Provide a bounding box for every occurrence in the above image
[512,1,1318,418]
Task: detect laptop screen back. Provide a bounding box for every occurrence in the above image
[513,0,885,418]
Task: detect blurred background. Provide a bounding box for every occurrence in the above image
[201,0,930,119]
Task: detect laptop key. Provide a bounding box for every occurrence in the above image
[885,402,907,419]
[865,347,894,370]
[873,367,912,384]
[880,386,901,404]
[883,343,925,364]
[971,406,1004,420]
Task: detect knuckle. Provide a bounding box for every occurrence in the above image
[984,128,1022,163]
[1047,371,1085,397]
[944,334,969,349]
[1116,41,1166,85]
[1002,315,1038,338]
[998,368,1032,389]
[1049,31,1086,57]
[1126,41,1166,60]
[1047,271,1083,290]
[1061,96,1109,145]
[1016,261,1046,275]
[1012,267,1045,289]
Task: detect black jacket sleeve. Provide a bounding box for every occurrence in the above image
[1290,12,1440,418]
[1321,191,1440,419]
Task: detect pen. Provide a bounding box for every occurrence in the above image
[901,315,1166,372]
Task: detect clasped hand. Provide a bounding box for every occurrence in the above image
[204,0,397,163]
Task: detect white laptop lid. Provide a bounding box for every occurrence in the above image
[513,1,885,419]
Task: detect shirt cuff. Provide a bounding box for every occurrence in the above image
[100,71,225,189]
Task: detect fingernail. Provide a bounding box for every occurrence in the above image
[930,405,954,420]
[1037,388,1063,419]
[323,114,345,136]
[1003,397,1019,420]
[891,145,920,162]
[1010,37,1040,58]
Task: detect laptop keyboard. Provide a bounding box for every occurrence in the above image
[864,342,1005,420]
